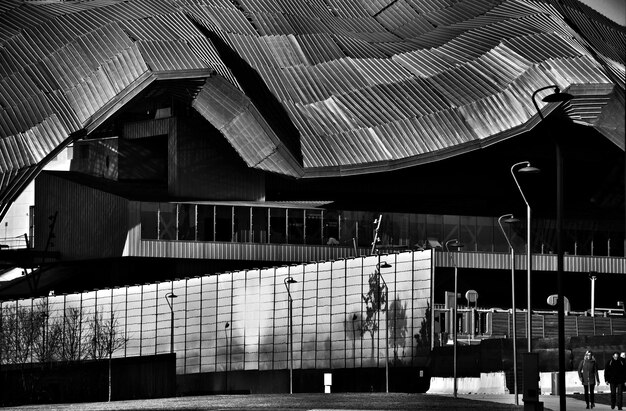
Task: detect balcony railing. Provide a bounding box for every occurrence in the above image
[138,202,625,257]
[432,305,626,345]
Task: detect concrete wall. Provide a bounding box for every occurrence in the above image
[427,372,509,394]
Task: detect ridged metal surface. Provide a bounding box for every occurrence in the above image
[135,239,369,264]
[435,251,626,274]
[192,76,303,177]
[0,0,624,215]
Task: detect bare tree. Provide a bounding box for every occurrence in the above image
[86,309,127,402]
[60,307,88,361]
[87,310,126,360]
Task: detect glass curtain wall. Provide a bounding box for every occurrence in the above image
[138,203,624,257]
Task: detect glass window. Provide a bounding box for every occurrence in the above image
[287,209,304,244]
[395,213,410,247]
[269,208,286,244]
[609,229,624,257]
[251,207,268,243]
[197,205,214,241]
[508,221,525,254]
[409,213,426,249]
[234,207,251,242]
[339,210,358,247]
[140,203,158,239]
[353,211,376,248]
[476,216,494,252]
[159,203,176,240]
[323,210,339,245]
[379,213,407,246]
[177,204,196,241]
[426,214,443,246]
[442,215,459,246]
[305,209,322,245]
[459,215,476,252]
[215,206,233,242]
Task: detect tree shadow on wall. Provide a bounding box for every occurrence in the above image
[414,301,436,354]
[388,298,408,366]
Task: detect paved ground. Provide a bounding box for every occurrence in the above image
[0,392,616,410]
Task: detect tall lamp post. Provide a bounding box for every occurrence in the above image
[284,276,297,394]
[165,292,177,354]
[510,161,539,352]
[375,258,392,393]
[498,214,520,405]
[445,239,463,399]
[225,322,230,393]
[589,272,597,317]
[531,85,574,411]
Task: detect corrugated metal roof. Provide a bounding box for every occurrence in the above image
[0,0,623,217]
[192,76,303,177]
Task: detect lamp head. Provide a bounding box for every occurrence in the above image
[504,216,520,224]
[541,87,574,103]
[445,239,463,249]
[379,261,392,269]
[225,322,230,328]
[517,163,540,174]
[166,292,177,299]
[286,277,297,284]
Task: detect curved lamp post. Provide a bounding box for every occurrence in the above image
[510,161,539,352]
[531,84,574,411]
[165,292,178,354]
[444,239,463,398]
[284,276,297,394]
[375,259,392,393]
[498,214,520,405]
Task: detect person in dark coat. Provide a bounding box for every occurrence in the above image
[605,351,626,410]
[579,350,600,409]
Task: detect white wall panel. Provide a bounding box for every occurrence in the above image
[258,267,275,370]
[124,287,141,357]
[141,284,157,357]
[200,275,218,372]
[0,250,433,375]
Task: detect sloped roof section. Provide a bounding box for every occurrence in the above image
[192,76,303,177]
[0,0,624,213]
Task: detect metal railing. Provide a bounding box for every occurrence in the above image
[433,305,626,345]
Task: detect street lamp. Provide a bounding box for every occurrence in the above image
[589,273,597,317]
[498,214,520,405]
[531,84,574,411]
[375,259,392,393]
[165,292,177,354]
[284,276,297,394]
[225,322,230,393]
[510,161,539,352]
[445,239,463,399]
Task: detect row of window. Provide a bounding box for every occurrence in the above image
[141,204,332,245]
[139,203,624,256]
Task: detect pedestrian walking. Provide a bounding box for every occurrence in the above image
[579,350,600,409]
[605,351,626,410]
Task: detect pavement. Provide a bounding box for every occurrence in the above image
[0,392,619,410]
[458,393,616,410]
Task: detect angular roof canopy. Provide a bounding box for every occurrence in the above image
[0,0,624,217]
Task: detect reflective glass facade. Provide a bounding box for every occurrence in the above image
[0,251,432,374]
[139,203,624,257]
